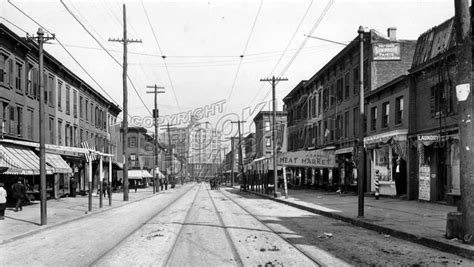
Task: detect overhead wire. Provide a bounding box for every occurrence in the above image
[224,0,263,114]
[141,0,181,112]
[60,0,154,117]
[5,1,127,116]
[259,0,335,104]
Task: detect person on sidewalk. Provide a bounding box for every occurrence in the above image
[11,179,26,212]
[0,183,7,220]
[70,177,77,198]
[393,157,407,197]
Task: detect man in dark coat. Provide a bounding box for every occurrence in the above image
[12,179,26,212]
[70,177,77,197]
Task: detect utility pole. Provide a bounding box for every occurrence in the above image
[146,85,165,194]
[29,28,55,226]
[454,0,474,244]
[231,138,235,187]
[109,4,142,201]
[167,123,174,187]
[357,26,366,217]
[260,76,288,197]
[231,121,246,189]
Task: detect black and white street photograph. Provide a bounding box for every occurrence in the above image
[1,0,474,266]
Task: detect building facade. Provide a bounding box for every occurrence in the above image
[253,111,287,159]
[0,23,121,196]
[283,27,416,191]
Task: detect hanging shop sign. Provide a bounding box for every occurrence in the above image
[277,150,336,168]
[418,135,440,146]
[419,165,431,201]
[373,43,401,60]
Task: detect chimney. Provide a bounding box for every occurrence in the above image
[387,27,397,41]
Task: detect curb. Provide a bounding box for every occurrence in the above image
[245,190,474,260]
[0,191,162,245]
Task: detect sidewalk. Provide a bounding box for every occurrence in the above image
[0,186,177,244]
[244,187,474,260]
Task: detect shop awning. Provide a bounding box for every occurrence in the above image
[363,129,408,147]
[153,168,165,178]
[46,153,73,174]
[335,147,354,155]
[127,169,153,179]
[0,143,54,175]
[141,170,153,178]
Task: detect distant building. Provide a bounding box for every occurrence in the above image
[253,111,287,159]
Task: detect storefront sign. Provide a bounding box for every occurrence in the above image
[373,43,401,60]
[364,129,408,146]
[419,166,431,201]
[418,135,440,146]
[277,150,336,168]
[335,147,354,155]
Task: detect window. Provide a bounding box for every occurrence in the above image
[73,90,77,118]
[336,115,342,140]
[344,72,350,100]
[323,88,329,110]
[264,121,270,131]
[43,73,48,104]
[129,136,137,147]
[364,59,369,90]
[95,107,99,127]
[49,117,54,144]
[344,110,349,138]
[317,91,322,115]
[15,62,23,91]
[353,66,359,95]
[85,100,89,121]
[79,96,83,119]
[9,106,15,135]
[353,107,359,136]
[58,120,62,145]
[7,59,13,87]
[73,126,77,147]
[382,102,389,128]
[80,129,84,143]
[395,96,404,124]
[330,83,335,107]
[1,102,8,134]
[27,65,34,96]
[28,109,34,139]
[370,106,377,131]
[0,53,5,83]
[57,81,62,110]
[65,86,70,115]
[430,82,452,117]
[103,111,107,129]
[336,78,343,103]
[265,136,271,147]
[48,75,54,107]
[16,106,22,136]
[330,118,335,141]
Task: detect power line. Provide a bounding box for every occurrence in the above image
[224,0,263,114]
[6,1,126,113]
[247,0,315,107]
[141,0,182,112]
[259,0,335,104]
[60,0,153,117]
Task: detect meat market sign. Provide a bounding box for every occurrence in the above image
[277,150,336,168]
[373,43,400,60]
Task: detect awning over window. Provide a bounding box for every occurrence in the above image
[0,144,54,175]
[127,169,153,179]
[46,153,73,174]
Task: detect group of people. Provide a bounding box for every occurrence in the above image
[0,179,29,220]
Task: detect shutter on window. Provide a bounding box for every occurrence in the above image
[430,86,435,117]
[0,55,4,82]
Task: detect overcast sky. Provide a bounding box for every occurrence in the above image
[0,0,454,137]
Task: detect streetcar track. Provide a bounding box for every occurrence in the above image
[218,189,323,267]
[89,184,199,266]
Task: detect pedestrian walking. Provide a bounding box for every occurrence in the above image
[0,183,7,220]
[70,177,77,197]
[11,179,26,212]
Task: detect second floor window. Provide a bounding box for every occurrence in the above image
[73,90,78,118]
[79,96,83,119]
[382,102,389,128]
[57,81,62,110]
[66,86,70,115]
[371,106,377,131]
[265,136,271,147]
[395,96,404,124]
[129,136,137,147]
[15,62,23,91]
[264,121,270,131]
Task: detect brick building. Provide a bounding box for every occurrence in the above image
[283,27,416,191]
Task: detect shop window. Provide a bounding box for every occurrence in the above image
[374,146,392,181]
[370,106,377,131]
[382,102,389,128]
[395,96,403,124]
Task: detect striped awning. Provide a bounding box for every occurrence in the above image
[46,153,73,174]
[0,144,54,175]
[128,169,152,179]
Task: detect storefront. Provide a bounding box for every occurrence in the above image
[416,133,459,203]
[364,129,408,196]
[335,147,357,189]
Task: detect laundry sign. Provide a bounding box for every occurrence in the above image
[277,150,336,168]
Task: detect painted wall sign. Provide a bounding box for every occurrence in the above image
[419,165,431,201]
[277,150,336,168]
[373,43,401,60]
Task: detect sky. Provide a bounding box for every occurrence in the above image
[0,0,455,140]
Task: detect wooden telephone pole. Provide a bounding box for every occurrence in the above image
[260,76,288,197]
[109,4,142,201]
[454,0,474,244]
[29,28,55,225]
[231,120,246,189]
[146,85,165,194]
